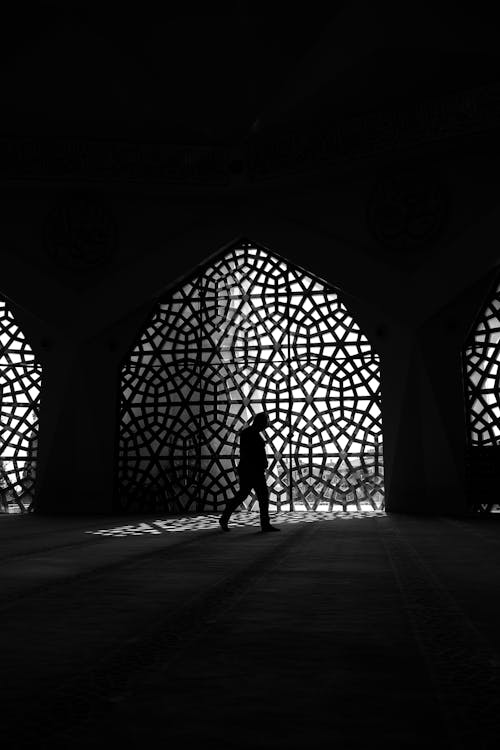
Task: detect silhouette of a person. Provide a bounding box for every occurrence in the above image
[219,412,280,532]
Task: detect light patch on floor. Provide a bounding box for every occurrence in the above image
[86,509,386,537]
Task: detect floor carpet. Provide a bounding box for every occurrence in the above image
[1,510,500,749]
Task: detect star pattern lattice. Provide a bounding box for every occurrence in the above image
[465,281,500,446]
[0,299,41,513]
[118,241,384,512]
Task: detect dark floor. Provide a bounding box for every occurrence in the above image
[1,509,500,749]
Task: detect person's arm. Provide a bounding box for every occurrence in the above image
[257,434,268,470]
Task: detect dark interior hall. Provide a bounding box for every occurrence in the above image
[2,2,500,747]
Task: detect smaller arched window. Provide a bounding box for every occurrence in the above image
[463,276,500,513]
[464,278,500,448]
[0,298,41,513]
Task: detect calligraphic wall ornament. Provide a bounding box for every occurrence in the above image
[2,83,500,184]
[366,171,447,251]
[117,240,384,513]
[43,198,117,271]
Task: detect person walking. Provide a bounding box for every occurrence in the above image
[219,412,280,533]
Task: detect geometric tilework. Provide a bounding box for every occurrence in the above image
[464,279,500,447]
[0,298,41,513]
[117,240,384,513]
[463,279,500,512]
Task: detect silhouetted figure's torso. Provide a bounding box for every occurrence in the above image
[238,426,268,474]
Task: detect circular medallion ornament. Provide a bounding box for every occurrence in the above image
[367,171,447,251]
[44,198,117,271]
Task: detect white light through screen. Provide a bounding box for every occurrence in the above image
[118,241,384,513]
[0,299,41,513]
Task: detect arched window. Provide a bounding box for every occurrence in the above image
[464,278,500,448]
[463,276,500,512]
[0,298,41,513]
[118,241,384,513]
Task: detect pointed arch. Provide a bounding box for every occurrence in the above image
[463,276,500,448]
[462,274,500,513]
[0,297,41,513]
[117,240,384,512]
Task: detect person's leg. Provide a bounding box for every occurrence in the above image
[219,474,251,529]
[253,474,271,529]
[254,474,280,531]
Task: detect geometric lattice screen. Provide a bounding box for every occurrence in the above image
[118,240,384,513]
[0,298,41,513]
[464,279,500,447]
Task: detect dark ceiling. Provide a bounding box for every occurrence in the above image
[1,1,500,144]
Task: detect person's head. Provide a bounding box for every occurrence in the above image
[252,412,269,431]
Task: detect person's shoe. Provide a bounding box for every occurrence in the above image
[219,518,230,532]
[261,525,280,532]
